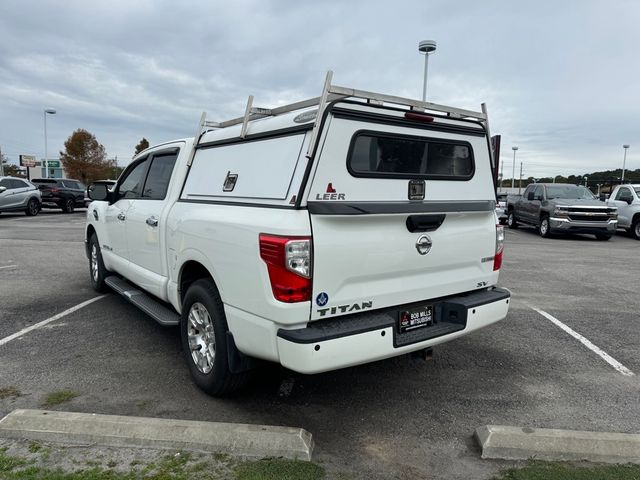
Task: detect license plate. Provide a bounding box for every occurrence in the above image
[398,305,433,333]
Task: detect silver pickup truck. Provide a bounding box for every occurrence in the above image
[606,184,640,239]
[506,183,617,240]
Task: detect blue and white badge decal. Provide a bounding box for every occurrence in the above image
[316,292,329,307]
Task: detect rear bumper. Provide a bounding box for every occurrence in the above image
[549,217,617,234]
[276,287,510,374]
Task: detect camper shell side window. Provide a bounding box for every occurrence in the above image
[346,130,475,181]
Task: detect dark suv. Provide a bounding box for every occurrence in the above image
[31,178,87,213]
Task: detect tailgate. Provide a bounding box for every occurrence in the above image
[306,111,499,321]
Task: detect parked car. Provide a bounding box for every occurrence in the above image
[85,72,510,396]
[0,176,41,216]
[85,180,116,206]
[31,178,87,213]
[506,183,617,240]
[495,193,508,224]
[606,184,640,239]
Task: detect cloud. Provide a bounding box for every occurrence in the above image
[0,0,638,175]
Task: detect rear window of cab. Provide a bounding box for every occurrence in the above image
[347,131,475,180]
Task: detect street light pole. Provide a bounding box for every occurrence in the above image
[43,109,56,179]
[418,40,437,101]
[518,161,523,194]
[622,144,630,183]
[511,146,518,189]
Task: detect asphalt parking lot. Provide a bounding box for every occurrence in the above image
[1,211,639,480]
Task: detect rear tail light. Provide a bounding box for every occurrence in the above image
[493,225,504,271]
[259,234,312,303]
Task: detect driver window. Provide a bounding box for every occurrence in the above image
[615,188,631,201]
[118,158,149,199]
[533,186,544,201]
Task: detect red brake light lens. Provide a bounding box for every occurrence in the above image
[259,234,312,303]
[404,112,434,123]
[493,225,504,271]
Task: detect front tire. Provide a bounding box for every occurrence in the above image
[25,198,39,216]
[539,216,552,238]
[180,279,249,396]
[507,211,518,229]
[89,234,109,293]
[595,233,612,241]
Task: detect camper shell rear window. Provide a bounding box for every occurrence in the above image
[347,131,475,180]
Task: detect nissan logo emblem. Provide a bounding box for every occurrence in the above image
[416,235,432,255]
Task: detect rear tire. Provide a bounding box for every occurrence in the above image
[63,198,75,213]
[180,279,249,396]
[539,216,552,238]
[507,211,518,229]
[25,198,39,216]
[89,234,109,293]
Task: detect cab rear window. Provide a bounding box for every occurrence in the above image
[347,131,474,180]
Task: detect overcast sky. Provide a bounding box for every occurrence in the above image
[1,0,638,178]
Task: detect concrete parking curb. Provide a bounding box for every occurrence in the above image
[475,425,640,464]
[0,409,314,461]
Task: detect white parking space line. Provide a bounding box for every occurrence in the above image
[0,295,107,347]
[530,305,634,377]
[0,265,17,270]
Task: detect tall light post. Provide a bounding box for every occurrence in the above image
[43,109,56,179]
[622,144,630,183]
[418,40,437,101]
[511,146,518,189]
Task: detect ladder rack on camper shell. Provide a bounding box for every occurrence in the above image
[192,70,494,163]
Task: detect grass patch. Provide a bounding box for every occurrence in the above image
[0,386,21,399]
[134,399,152,410]
[27,442,42,453]
[0,449,28,472]
[234,458,325,480]
[0,447,323,480]
[495,461,640,479]
[42,389,79,407]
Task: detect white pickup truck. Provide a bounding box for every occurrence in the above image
[85,73,511,395]
[607,184,640,239]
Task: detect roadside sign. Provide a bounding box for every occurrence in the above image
[19,155,36,167]
[45,160,61,168]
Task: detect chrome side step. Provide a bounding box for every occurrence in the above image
[105,276,179,327]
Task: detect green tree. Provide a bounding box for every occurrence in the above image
[4,164,22,177]
[134,137,149,155]
[60,129,112,185]
[107,164,125,180]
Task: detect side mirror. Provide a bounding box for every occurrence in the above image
[0,186,6,194]
[88,183,110,202]
[527,192,535,201]
[626,197,633,205]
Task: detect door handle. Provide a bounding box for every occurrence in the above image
[117,212,126,221]
[146,216,158,227]
[406,214,446,233]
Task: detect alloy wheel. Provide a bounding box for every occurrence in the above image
[187,302,216,374]
[90,245,99,282]
[540,219,549,236]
